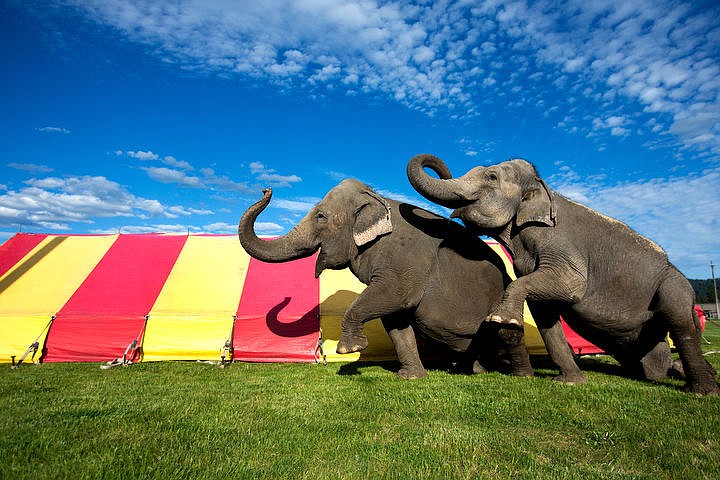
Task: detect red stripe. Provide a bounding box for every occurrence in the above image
[0,233,48,278]
[233,255,319,363]
[562,322,604,355]
[44,235,187,362]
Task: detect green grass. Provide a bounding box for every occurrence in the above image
[2,324,720,479]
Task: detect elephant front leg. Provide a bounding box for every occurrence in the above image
[486,275,534,327]
[381,313,427,379]
[495,325,534,377]
[336,283,406,355]
[488,261,586,330]
[336,318,369,354]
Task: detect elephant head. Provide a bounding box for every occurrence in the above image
[406,153,555,235]
[238,179,393,278]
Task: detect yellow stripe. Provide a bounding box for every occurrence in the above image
[0,235,117,362]
[0,316,52,364]
[142,236,251,361]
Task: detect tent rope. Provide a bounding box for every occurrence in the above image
[100,315,147,369]
[314,328,327,366]
[11,315,55,369]
[219,316,235,368]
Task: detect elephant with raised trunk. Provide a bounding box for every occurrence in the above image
[407,153,718,394]
[238,179,534,379]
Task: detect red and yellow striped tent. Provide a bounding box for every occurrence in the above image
[0,233,600,366]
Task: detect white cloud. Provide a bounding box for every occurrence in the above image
[0,175,202,231]
[591,115,631,137]
[36,126,70,134]
[108,225,200,234]
[92,222,240,234]
[326,170,350,182]
[162,155,193,170]
[248,161,302,187]
[167,205,213,217]
[57,1,718,153]
[204,171,252,192]
[255,172,302,187]
[126,150,159,161]
[7,163,54,173]
[127,151,253,192]
[273,198,318,212]
[52,1,720,155]
[143,167,204,187]
[249,162,266,174]
[253,221,284,235]
[202,222,238,234]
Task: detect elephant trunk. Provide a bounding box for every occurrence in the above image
[406,154,472,209]
[238,188,318,262]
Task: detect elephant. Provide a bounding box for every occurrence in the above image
[407,153,719,394]
[238,178,534,379]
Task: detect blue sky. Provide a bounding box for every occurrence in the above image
[1,0,718,279]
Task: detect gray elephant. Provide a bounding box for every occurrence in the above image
[407,153,718,394]
[238,179,534,379]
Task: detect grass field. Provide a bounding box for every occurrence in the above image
[2,323,720,479]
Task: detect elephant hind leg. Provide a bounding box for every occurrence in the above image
[617,340,673,381]
[658,270,719,395]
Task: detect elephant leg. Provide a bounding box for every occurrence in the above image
[336,282,410,354]
[657,271,719,395]
[531,305,586,384]
[613,322,675,381]
[638,340,673,381]
[381,313,427,379]
[488,262,586,329]
[493,324,534,377]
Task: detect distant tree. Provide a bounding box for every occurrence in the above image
[688,279,717,304]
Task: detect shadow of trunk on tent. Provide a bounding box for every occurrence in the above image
[265,297,319,337]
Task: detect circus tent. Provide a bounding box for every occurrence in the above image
[0,233,601,367]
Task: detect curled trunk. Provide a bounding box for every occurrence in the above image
[238,188,317,262]
[406,153,470,209]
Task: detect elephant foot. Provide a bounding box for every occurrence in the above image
[336,333,368,354]
[397,366,428,380]
[510,367,534,378]
[684,366,720,395]
[553,372,587,385]
[472,360,488,374]
[684,381,720,396]
[486,313,523,328]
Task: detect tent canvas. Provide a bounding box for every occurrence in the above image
[0,232,603,365]
[232,256,320,363]
[0,235,118,364]
[142,235,250,362]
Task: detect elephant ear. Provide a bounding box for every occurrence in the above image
[515,177,556,228]
[352,191,393,246]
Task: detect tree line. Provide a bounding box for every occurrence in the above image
[689,279,719,304]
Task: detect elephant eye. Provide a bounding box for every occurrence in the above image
[485,172,498,182]
[316,212,328,224]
